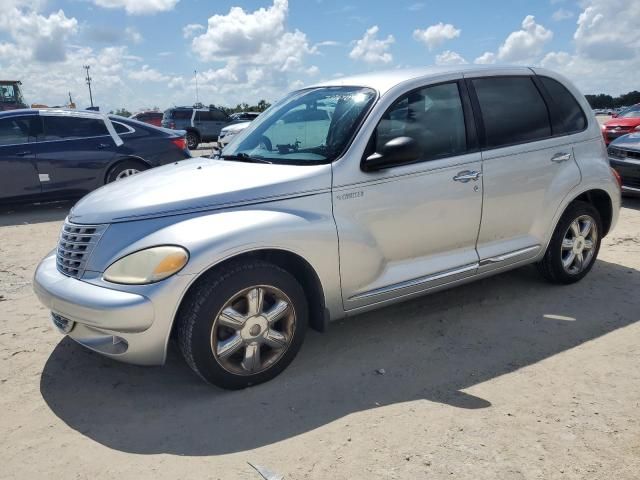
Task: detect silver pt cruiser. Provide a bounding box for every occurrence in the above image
[34,66,621,389]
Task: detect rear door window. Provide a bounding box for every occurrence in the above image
[539,76,587,134]
[472,76,551,148]
[43,116,109,140]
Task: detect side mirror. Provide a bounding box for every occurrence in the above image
[363,136,420,171]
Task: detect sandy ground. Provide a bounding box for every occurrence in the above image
[1,195,640,480]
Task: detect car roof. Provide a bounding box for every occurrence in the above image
[309,65,535,95]
[0,108,105,119]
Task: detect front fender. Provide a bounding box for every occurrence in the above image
[84,194,344,320]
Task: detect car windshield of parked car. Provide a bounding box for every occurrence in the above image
[222,86,376,164]
[618,107,640,118]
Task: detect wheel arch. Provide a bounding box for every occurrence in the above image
[172,248,329,339]
[571,189,613,236]
[104,156,151,184]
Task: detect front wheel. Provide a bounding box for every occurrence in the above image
[537,201,602,284]
[177,261,308,389]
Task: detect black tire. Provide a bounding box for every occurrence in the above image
[186,131,200,150]
[105,159,148,183]
[177,260,308,389]
[536,201,602,284]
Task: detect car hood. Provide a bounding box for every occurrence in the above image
[69,157,332,224]
[222,121,250,133]
[610,132,640,151]
[604,117,640,127]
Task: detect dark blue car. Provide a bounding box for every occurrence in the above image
[0,109,190,203]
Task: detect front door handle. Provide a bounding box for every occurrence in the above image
[97,143,111,149]
[551,152,572,163]
[453,170,482,183]
[16,150,31,156]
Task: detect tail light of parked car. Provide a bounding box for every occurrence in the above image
[171,137,188,151]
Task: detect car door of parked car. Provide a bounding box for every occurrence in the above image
[195,110,229,141]
[33,115,118,195]
[0,114,41,201]
[465,74,582,274]
[332,80,484,311]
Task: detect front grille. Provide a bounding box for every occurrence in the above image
[56,220,107,278]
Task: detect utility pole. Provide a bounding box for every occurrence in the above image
[194,70,199,106]
[83,65,94,108]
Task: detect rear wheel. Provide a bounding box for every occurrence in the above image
[186,131,200,150]
[177,260,308,389]
[106,160,148,183]
[537,201,602,284]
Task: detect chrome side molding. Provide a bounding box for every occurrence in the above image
[479,245,540,266]
[350,263,478,301]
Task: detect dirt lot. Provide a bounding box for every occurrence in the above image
[1,196,639,480]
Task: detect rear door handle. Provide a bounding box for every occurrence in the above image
[16,150,31,156]
[97,143,111,149]
[453,170,482,183]
[551,152,572,163]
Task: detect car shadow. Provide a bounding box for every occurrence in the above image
[0,200,74,227]
[40,259,639,456]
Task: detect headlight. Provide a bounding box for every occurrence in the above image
[103,246,189,284]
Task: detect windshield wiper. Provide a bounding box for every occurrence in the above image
[221,153,272,164]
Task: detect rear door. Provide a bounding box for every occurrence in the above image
[34,115,118,195]
[0,114,41,200]
[466,74,582,272]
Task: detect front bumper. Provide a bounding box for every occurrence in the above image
[610,157,640,195]
[34,251,192,365]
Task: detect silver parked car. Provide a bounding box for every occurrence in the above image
[34,66,621,389]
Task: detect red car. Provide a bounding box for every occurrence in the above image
[130,111,163,127]
[601,105,640,145]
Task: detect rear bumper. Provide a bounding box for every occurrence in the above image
[34,251,193,365]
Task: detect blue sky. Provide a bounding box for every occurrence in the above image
[1,0,638,112]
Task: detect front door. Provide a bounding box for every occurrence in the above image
[0,115,41,201]
[333,81,484,311]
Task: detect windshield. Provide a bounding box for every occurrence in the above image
[222,86,376,164]
[618,106,640,118]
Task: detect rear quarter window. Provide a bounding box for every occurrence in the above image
[168,110,192,120]
[472,76,552,149]
[539,76,587,134]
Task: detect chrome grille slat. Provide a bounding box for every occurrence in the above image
[56,220,106,279]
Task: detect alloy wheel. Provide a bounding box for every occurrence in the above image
[560,214,598,275]
[115,168,140,180]
[210,285,296,375]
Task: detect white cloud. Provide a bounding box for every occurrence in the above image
[182,23,204,39]
[474,51,496,64]
[496,15,553,63]
[128,65,169,82]
[192,0,289,61]
[0,5,78,62]
[349,25,395,64]
[305,65,320,76]
[435,50,467,65]
[413,23,461,50]
[178,1,317,106]
[541,0,640,94]
[92,0,179,15]
[574,0,640,61]
[552,8,573,21]
[125,27,143,44]
[408,2,425,11]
